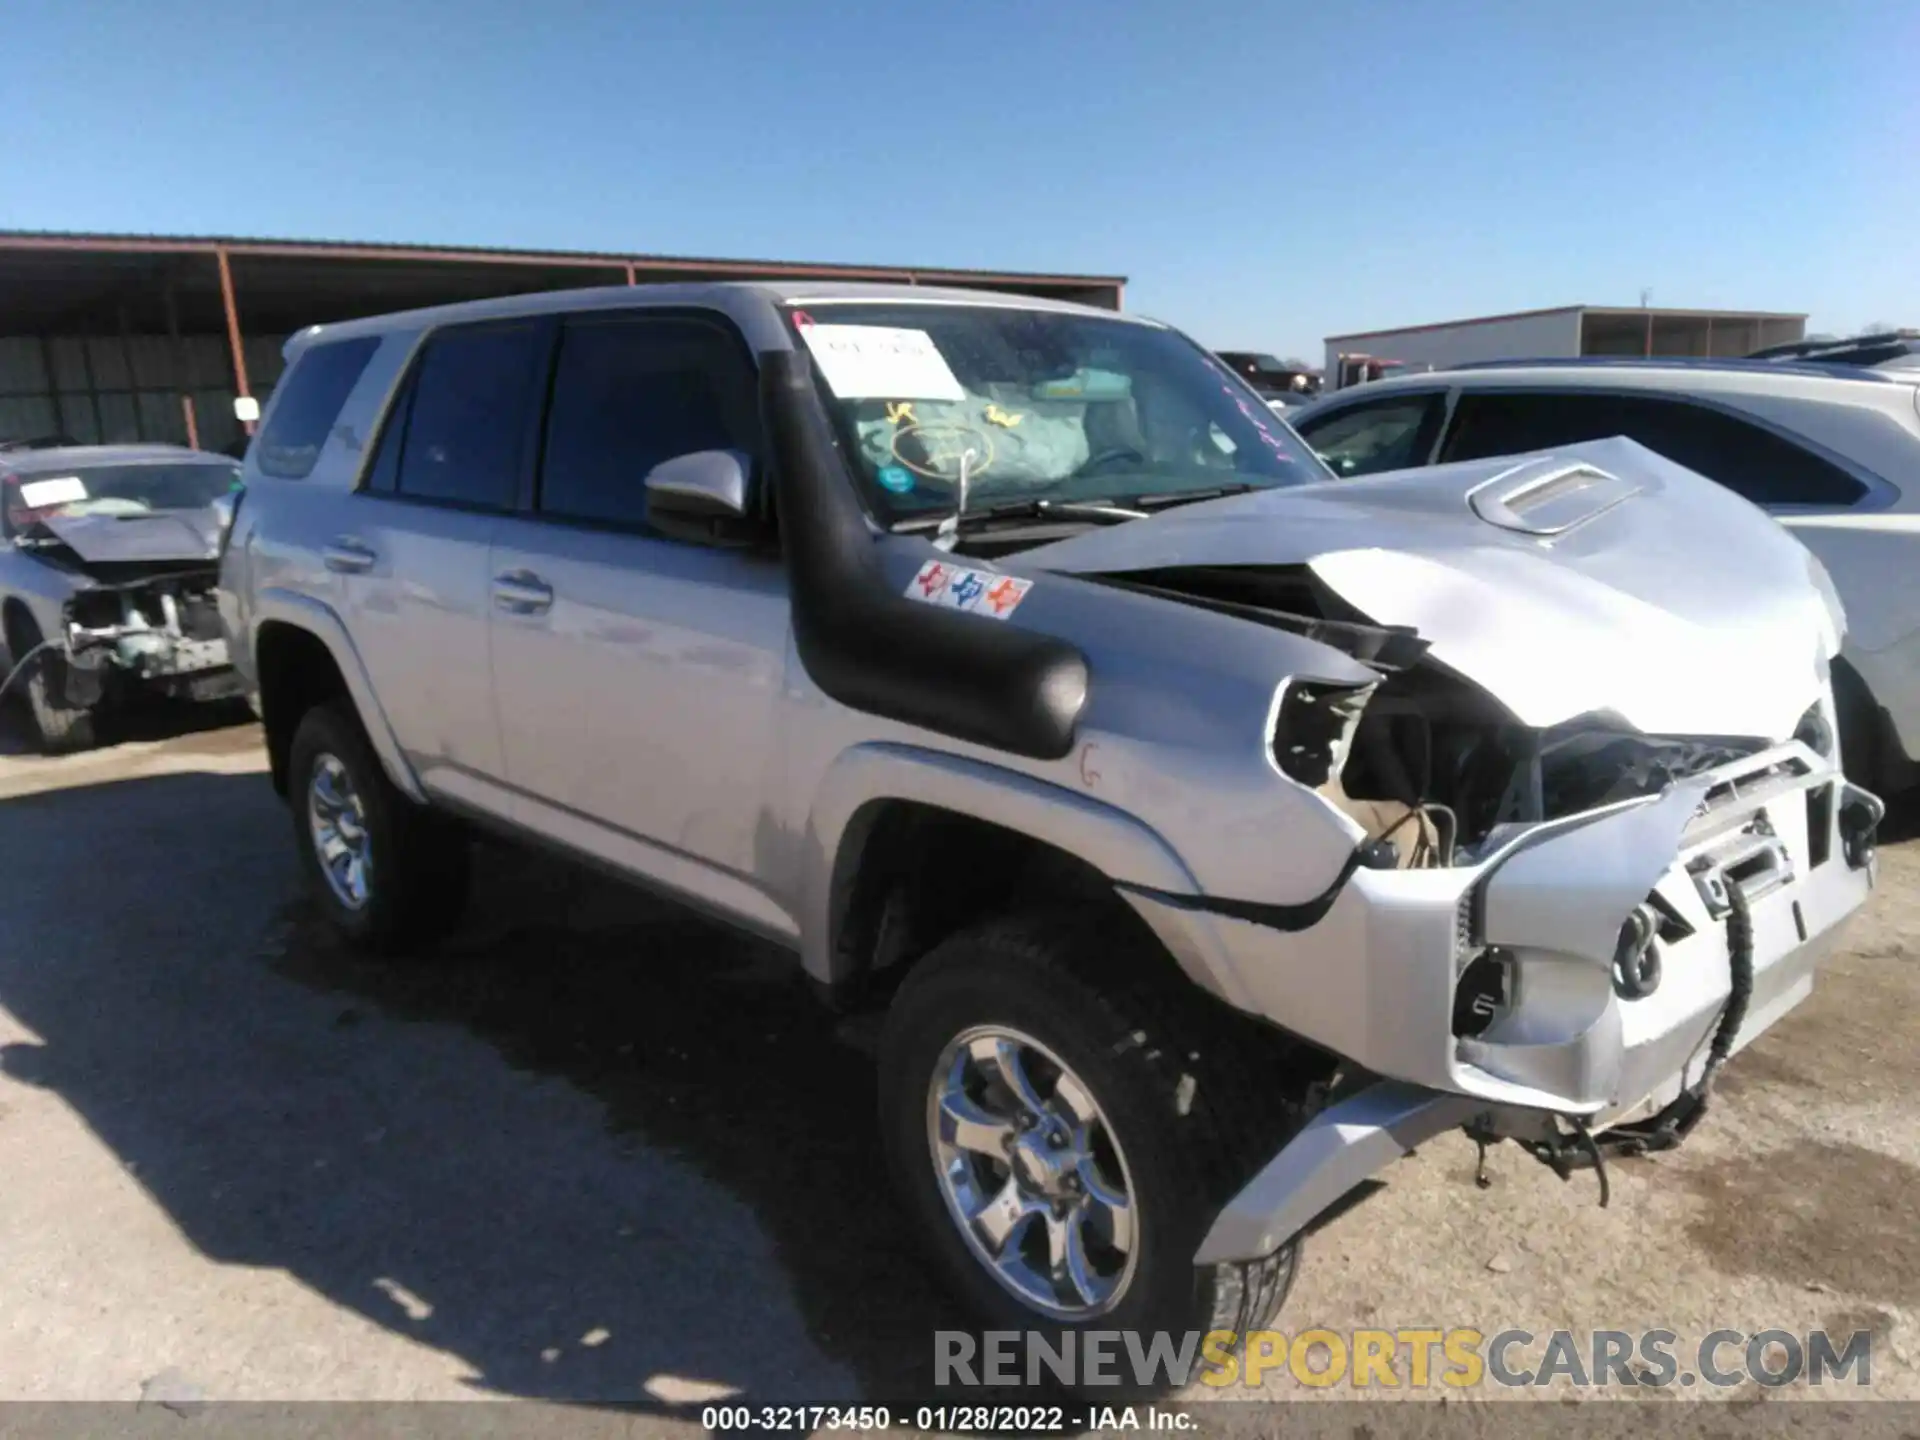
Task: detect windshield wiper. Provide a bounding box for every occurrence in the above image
[891,497,1149,534]
[1131,482,1260,511]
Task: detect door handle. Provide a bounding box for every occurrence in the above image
[323,538,377,574]
[492,570,554,615]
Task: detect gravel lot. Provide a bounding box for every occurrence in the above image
[0,710,1915,1422]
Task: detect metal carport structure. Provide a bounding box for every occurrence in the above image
[0,232,1127,455]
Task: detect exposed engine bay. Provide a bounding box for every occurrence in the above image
[1097,563,1774,864]
[61,564,230,691]
[6,492,238,703]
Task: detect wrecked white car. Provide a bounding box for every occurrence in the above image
[221,285,1880,1354]
[2,443,245,751]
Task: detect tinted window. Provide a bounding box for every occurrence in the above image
[1296,393,1444,477]
[360,379,414,495]
[538,314,758,528]
[1440,390,1868,507]
[254,337,379,479]
[396,322,544,508]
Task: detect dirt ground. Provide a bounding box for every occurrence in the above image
[0,709,1915,1427]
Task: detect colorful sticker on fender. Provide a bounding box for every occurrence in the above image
[905,561,1032,619]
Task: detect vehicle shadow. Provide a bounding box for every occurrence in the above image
[1876,786,1920,844]
[0,691,254,757]
[0,767,962,1406]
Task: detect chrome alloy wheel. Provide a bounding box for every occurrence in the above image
[307,753,372,910]
[927,1026,1139,1319]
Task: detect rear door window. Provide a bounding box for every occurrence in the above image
[537,312,759,530]
[393,322,546,510]
[1293,392,1445,477]
[1439,390,1869,507]
[254,336,380,479]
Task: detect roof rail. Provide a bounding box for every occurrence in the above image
[1440,356,1902,383]
[1749,330,1918,360]
[1747,332,1920,367]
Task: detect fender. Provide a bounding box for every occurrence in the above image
[0,560,80,660]
[800,740,1250,1004]
[251,586,427,804]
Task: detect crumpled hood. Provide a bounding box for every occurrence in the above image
[1023,437,1839,739]
[36,509,221,565]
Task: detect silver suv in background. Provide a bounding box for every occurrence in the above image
[1286,359,1920,794]
[218,283,1878,1376]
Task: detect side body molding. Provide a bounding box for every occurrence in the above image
[250,586,427,804]
[799,741,1207,986]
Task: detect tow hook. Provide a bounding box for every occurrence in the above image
[1839,785,1884,873]
[1611,904,1662,1000]
[1496,878,1760,1210]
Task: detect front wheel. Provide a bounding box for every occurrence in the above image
[878,914,1308,1390]
[6,616,96,754]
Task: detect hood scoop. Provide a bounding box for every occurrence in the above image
[1467,457,1644,538]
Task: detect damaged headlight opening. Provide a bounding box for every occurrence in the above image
[1104,562,1770,871]
[63,573,225,675]
[1270,642,1767,868]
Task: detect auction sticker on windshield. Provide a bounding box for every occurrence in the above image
[799,324,966,402]
[18,476,87,507]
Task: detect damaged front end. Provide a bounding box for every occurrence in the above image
[13,502,241,706]
[60,567,236,701]
[1089,560,1881,1267]
[1106,560,1782,866]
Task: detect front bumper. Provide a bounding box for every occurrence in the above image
[1129,741,1882,1264]
[60,634,235,706]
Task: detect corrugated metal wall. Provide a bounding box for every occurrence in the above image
[0,333,286,454]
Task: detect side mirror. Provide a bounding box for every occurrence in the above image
[644,448,758,546]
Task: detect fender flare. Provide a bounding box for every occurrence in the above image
[251,587,426,804]
[2,585,71,664]
[799,741,1243,1000]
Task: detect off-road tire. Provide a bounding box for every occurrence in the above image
[6,615,97,755]
[879,911,1313,1394]
[288,699,471,954]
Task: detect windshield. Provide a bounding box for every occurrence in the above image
[3,460,241,537]
[789,303,1328,521]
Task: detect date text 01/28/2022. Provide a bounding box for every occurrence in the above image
[700,1406,1194,1432]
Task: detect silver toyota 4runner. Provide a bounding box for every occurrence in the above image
[217,282,1882,1353]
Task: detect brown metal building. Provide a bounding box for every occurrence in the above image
[0,231,1127,455]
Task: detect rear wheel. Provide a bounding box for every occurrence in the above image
[288,700,470,953]
[879,913,1313,1392]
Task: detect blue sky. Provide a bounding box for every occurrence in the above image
[2,0,1912,356]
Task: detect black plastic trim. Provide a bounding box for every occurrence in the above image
[1116,847,1365,933]
[760,348,1089,761]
